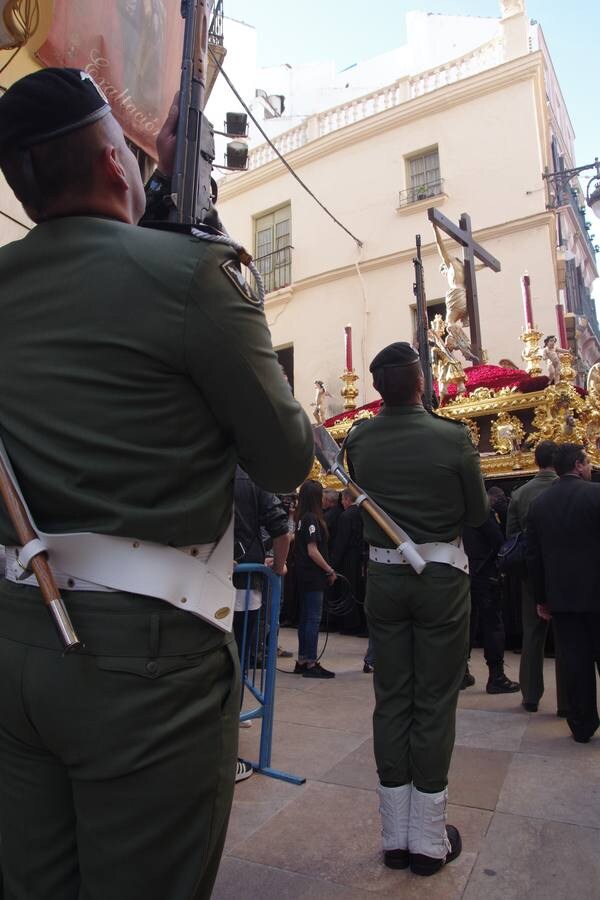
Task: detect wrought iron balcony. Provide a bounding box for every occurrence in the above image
[398,178,444,208]
[566,188,597,257]
[254,245,293,295]
[209,0,224,46]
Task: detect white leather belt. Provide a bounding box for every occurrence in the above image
[369,537,469,574]
[0,438,235,633]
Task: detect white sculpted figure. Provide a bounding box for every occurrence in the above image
[311,380,331,424]
[542,335,562,385]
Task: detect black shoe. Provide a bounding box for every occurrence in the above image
[384,849,410,870]
[486,673,520,694]
[410,825,462,876]
[572,733,591,744]
[293,661,307,674]
[522,701,538,712]
[363,662,374,674]
[302,662,335,679]
[460,666,475,690]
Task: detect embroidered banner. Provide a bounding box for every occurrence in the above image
[37,0,185,157]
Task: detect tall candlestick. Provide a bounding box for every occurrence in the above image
[521,273,534,330]
[555,304,568,349]
[344,324,353,371]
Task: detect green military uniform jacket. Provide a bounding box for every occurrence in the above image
[0,216,313,547]
[346,405,488,546]
[506,470,558,536]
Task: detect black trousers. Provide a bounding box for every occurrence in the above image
[552,612,600,740]
[469,573,505,667]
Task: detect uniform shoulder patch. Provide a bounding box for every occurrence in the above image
[221,259,261,307]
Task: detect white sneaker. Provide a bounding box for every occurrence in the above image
[235,760,253,783]
[239,719,253,728]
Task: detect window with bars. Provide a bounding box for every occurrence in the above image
[399,148,443,206]
[254,205,292,294]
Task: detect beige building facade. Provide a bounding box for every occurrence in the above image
[215,5,598,417]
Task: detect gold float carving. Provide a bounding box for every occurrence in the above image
[530,384,586,445]
[490,412,526,455]
[461,417,480,448]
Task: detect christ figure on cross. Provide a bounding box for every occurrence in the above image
[427,207,501,364]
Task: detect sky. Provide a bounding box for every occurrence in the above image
[223,0,600,301]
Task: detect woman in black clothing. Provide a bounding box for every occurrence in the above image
[294,480,337,678]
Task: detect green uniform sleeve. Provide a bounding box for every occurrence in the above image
[458,429,489,527]
[506,494,521,537]
[183,248,314,493]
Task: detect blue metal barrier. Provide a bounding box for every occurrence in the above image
[234,563,305,785]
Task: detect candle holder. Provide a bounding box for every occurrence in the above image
[520,327,543,377]
[558,350,577,385]
[340,369,359,410]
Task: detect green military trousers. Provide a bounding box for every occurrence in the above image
[0,581,240,900]
[366,562,470,794]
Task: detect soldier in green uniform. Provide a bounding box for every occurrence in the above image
[346,342,487,877]
[0,69,313,899]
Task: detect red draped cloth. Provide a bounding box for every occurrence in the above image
[324,365,551,427]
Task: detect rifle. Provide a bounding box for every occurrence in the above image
[169,0,216,227]
[313,426,426,574]
[0,444,81,651]
[413,234,434,411]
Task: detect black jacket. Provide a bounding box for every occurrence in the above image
[527,475,600,613]
[233,467,288,587]
[463,511,504,577]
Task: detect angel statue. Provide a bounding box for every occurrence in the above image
[429,315,467,404]
[311,380,332,424]
[542,335,562,385]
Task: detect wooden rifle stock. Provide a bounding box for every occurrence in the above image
[0,458,81,651]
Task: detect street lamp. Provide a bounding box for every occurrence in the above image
[543,157,600,217]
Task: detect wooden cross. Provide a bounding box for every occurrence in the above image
[427,207,501,363]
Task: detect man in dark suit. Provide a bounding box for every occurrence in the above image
[527,444,600,743]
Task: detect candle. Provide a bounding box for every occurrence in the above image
[344,324,353,371]
[556,304,568,349]
[521,274,534,330]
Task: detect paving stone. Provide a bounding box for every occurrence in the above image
[497,753,600,828]
[464,812,600,900]
[239,719,366,781]
[448,747,513,811]
[519,711,600,761]
[320,736,377,791]
[213,857,372,899]
[230,780,491,896]
[455,708,528,751]
[224,773,305,853]
[271,683,373,735]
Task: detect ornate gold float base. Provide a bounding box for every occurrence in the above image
[520,328,543,376]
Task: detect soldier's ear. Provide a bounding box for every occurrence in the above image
[102,146,128,193]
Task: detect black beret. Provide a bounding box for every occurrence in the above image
[0,67,111,157]
[369,342,419,373]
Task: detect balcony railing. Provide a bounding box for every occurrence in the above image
[209,0,224,46]
[254,245,293,294]
[566,188,597,257]
[398,179,444,208]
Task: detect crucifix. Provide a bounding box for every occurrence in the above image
[427,207,501,363]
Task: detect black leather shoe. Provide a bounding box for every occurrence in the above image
[410,825,462,876]
[572,733,591,744]
[522,701,538,712]
[363,662,374,674]
[486,673,520,694]
[384,849,410,869]
[460,666,475,690]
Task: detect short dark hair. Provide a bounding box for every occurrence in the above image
[534,440,558,469]
[372,361,422,405]
[543,335,556,347]
[553,443,586,476]
[0,120,104,220]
